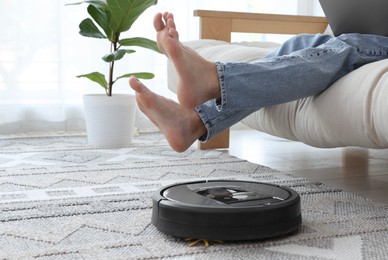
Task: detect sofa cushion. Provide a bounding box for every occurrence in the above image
[243,59,388,148]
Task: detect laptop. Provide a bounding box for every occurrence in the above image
[319,0,388,36]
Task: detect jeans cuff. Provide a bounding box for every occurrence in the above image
[215,62,227,111]
[195,106,213,142]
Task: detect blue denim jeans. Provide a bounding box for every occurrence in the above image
[196,33,388,142]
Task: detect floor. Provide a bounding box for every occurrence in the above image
[226,130,388,204]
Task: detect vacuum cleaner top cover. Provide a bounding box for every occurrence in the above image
[152,180,302,241]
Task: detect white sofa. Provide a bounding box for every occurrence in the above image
[168,11,388,149]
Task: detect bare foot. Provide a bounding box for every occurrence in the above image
[129,77,206,152]
[153,12,221,108]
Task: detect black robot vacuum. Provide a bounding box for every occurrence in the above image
[152,180,302,241]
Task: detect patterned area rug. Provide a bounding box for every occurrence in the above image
[1,132,388,259]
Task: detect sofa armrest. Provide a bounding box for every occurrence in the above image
[192,10,328,150]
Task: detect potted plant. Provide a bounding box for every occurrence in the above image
[68,0,161,148]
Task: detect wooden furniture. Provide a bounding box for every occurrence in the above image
[193,10,328,150]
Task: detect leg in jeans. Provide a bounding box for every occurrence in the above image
[197,33,388,141]
[129,12,388,151]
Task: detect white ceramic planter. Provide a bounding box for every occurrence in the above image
[83,94,137,148]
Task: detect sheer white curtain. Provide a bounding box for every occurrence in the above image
[0,0,319,134]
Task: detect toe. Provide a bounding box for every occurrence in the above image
[166,13,176,29]
[129,76,144,93]
[168,28,179,40]
[153,13,164,32]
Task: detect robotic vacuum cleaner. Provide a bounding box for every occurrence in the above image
[152,180,302,241]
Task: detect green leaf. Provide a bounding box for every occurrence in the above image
[66,0,108,9]
[102,50,126,62]
[119,37,161,53]
[77,72,108,89]
[116,72,154,80]
[87,4,112,40]
[79,18,107,39]
[107,0,158,33]
[102,49,135,62]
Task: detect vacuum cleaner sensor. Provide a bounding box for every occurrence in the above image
[152,180,302,241]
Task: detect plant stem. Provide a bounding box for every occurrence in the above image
[108,33,120,96]
[108,60,114,96]
[108,42,116,97]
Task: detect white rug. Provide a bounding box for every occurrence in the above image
[0,132,387,259]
